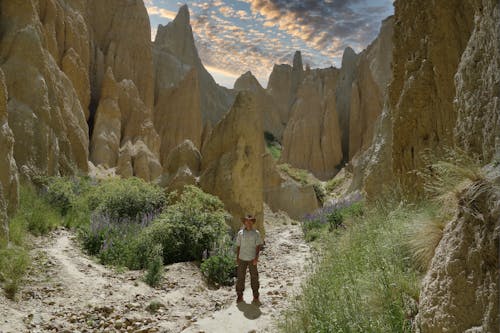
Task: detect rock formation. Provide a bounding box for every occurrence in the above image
[454,0,500,161]
[153,5,235,126]
[160,140,201,194]
[234,71,283,138]
[0,0,90,177]
[266,51,304,130]
[280,68,343,180]
[263,154,318,220]
[416,169,500,332]
[154,68,202,168]
[335,47,359,161]
[200,92,265,237]
[349,17,394,159]
[0,68,18,243]
[389,0,474,190]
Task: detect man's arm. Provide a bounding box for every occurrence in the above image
[236,246,240,264]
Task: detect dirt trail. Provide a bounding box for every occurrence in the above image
[0,211,311,333]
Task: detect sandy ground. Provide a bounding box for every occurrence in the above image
[0,210,311,333]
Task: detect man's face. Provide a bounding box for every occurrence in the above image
[243,219,253,229]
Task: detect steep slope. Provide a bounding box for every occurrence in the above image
[389,0,474,191]
[454,0,500,161]
[153,5,235,127]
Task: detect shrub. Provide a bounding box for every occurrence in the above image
[88,177,166,222]
[144,245,164,287]
[0,246,30,299]
[79,211,156,267]
[201,253,237,286]
[325,178,342,194]
[135,186,229,266]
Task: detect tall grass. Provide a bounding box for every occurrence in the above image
[281,201,422,332]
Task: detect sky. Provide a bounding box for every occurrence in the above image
[145,0,394,88]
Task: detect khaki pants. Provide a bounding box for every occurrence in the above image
[236,260,259,298]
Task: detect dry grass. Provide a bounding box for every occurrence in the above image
[408,148,486,272]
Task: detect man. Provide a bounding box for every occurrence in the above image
[235,214,263,304]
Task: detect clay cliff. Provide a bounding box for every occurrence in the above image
[388,0,474,191]
[280,68,343,180]
[200,92,265,237]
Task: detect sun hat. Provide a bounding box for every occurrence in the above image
[241,214,257,223]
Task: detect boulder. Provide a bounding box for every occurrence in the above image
[200,92,265,237]
[164,140,201,177]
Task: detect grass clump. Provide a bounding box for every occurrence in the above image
[282,201,421,332]
[0,246,30,299]
[11,185,62,236]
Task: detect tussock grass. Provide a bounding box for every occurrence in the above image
[407,148,486,272]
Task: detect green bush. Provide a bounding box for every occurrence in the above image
[88,177,166,221]
[0,246,30,299]
[135,186,229,267]
[201,253,237,286]
[44,177,76,216]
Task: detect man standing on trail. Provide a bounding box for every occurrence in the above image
[235,214,263,304]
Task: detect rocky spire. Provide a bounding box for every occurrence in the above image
[292,50,303,72]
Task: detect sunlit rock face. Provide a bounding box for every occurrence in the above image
[0,0,162,181]
[200,92,265,237]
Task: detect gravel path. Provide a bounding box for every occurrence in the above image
[0,212,311,333]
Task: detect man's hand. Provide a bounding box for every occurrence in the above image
[236,257,240,265]
[252,258,258,266]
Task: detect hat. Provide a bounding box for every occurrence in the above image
[241,214,257,223]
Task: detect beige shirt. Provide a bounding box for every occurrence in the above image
[236,228,263,261]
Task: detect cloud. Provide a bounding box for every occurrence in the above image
[244,0,391,51]
[147,0,392,87]
[146,4,177,20]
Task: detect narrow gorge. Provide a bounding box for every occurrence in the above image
[0,0,498,332]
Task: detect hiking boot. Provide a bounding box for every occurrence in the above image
[236,295,244,303]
